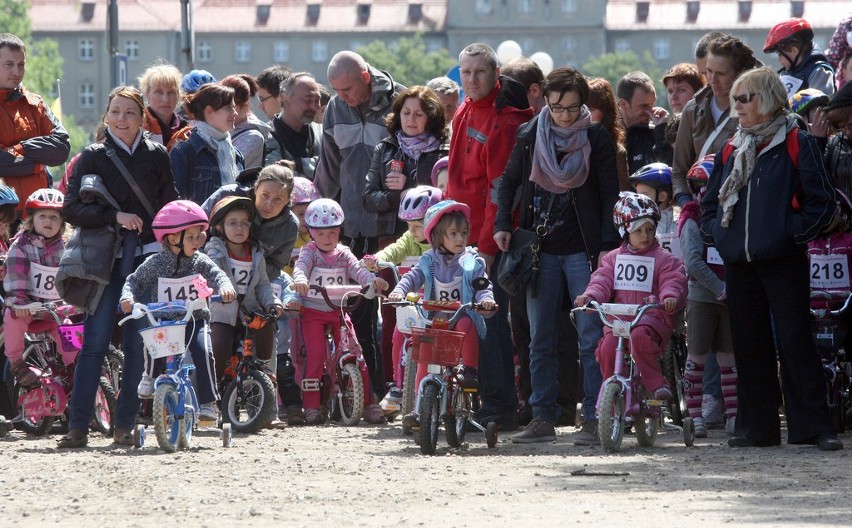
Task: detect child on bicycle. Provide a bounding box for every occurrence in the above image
[203,195,294,385]
[291,198,389,425]
[576,192,687,401]
[120,200,236,423]
[387,200,495,429]
[362,185,443,415]
[3,189,66,387]
[678,157,737,437]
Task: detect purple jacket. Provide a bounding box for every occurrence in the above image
[3,231,65,306]
[293,242,375,312]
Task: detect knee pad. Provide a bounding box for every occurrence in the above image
[301,378,320,392]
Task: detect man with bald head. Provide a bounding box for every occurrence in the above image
[265,72,323,178]
[314,50,405,400]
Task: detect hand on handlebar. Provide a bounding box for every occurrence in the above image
[120,298,134,314]
[218,288,236,304]
[13,307,32,318]
[388,292,403,302]
[361,255,378,270]
[267,304,285,317]
[478,299,496,312]
[575,294,589,308]
[373,276,389,293]
[662,297,677,314]
[293,281,309,296]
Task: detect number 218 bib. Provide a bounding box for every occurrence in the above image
[614,255,655,293]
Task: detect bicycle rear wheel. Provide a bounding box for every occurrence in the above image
[635,387,659,447]
[89,377,117,435]
[153,384,183,453]
[661,333,687,426]
[445,387,467,448]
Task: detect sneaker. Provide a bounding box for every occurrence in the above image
[693,416,708,438]
[652,385,673,402]
[137,373,154,399]
[402,412,420,431]
[199,402,219,423]
[517,402,533,427]
[510,417,556,444]
[702,394,725,427]
[10,360,39,387]
[380,386,403,414]
[304,408,325,425]
[460,366,478,392]
[725,415,736,435]
[573,420,601,446]
[286,405,306,426]
[363,403,387,424]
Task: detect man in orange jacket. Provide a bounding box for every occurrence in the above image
[0,33,70,214]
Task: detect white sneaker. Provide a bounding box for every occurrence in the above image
[137,373,154,399]
[725,416,736,435]
[380,387,403,413]
[702,394,725,426]
[199,402,219,423]
[693,416,708,438]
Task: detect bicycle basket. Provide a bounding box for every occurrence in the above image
[139,321,188,359]
[58,323,85,353]
[411,326,465,366]
[395,305,426,334]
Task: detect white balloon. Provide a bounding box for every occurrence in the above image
[530,52,554,76]
[497,40,523,64]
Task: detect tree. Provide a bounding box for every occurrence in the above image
[356,33,456,88]
[582,50,667,107]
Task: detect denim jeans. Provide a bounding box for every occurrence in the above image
[702,352,723,399]
[69,260,147,432]
[527,252,603,423]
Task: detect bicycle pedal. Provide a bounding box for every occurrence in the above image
[644,399,665,407]
[462,388,478,393]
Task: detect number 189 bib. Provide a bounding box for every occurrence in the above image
[28,262,60,301]
[614,254,655,293]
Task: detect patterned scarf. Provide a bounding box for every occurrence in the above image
[395,131,441,161]
[529,106,593,194]
[194,120,238,185]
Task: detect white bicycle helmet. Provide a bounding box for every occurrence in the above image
[398,186,443,221]
[304,198,344,229]
[613,191,661,238]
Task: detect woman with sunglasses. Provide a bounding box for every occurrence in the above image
[701,67,842,451]
[494,67,621,445]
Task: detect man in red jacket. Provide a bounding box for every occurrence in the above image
[0,33,69,215]
[447,42,533,430]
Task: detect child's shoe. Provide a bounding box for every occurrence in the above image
[460,366,478,392]
[304,408,325,425]
[380,386,403,414]
[364,403,387,424]
[10,360,38,387]
[693,416,708,438]
[652,385,673,402]
[702,394,725,427]
[286,405,306,426]
[402,411,420,431]
[725,415,736,435]
[199,402,219,423]
[137,373,155,399]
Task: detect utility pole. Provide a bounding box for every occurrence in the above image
[108,0,119,86]
[180,0,195,71]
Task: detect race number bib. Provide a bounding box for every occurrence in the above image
[399,255,420,274]
[229,258,253,295]
[434,276,462,302]
[706,247,723,266]
[614,255,655,293]
[157,274,201,303]
[28,262,60,301]
[308,267,346,298]
[657,233,682,260]
[810,254,850,289]
[779,74,804,100]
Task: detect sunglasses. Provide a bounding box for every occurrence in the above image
[732,93,758,104]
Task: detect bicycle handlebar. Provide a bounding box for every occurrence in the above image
[384,297,497,328]
[308,283,377,311]
[810,290,852,317]
[571,300,662,331]
[9,301,78,324]
[118,295,220,327]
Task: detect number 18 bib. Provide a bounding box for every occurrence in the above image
[614,255,655,293]
[28,262,61,301]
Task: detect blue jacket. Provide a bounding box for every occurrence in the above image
[170,130,245,205]
[701,126,835,264]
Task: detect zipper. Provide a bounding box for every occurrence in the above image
[744,179,752,262]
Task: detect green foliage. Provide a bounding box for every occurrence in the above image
[582,50,667,107]
[0,0,32,41]
[356,33,456,88]
[25,39,63,98]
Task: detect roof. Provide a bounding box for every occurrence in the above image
[29,0,447,33]
[606,0,849,31]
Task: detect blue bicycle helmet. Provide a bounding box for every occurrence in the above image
[180,69,217,94]
[0,185,19,207]
[628,163,673,192]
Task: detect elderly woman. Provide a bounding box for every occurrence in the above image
[59,86,179,448]
[137,63,191,151]
[362,85,448,238]
[673,36,759,207]
[170,83,245,205]
[701,67,842,451]
[494,67,620,445]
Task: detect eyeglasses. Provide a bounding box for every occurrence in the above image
[257,94,275,104]
[732,93,758,104]
[549,103,583,114]
[225,220,252,230]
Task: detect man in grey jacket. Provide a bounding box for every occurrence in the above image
[314,50,405,398]
[265,72,323,179]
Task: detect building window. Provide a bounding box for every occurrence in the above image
[475,0,492,15]
[80,83,95,108]
[653,38,670,60]
[615,39,631,54]
[235,41,251,63]
[273,41,290,63]
[312,40,327,63]
[563,37,576,52]
[125,40,139,61]
[517,0,532,13]
[79,39,94,61]
[350,40,365,52]
[197,41,212,63]
[561,0,577,13]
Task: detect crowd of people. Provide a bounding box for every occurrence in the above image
[2,13,852,452]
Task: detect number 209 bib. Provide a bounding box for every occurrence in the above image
[614,255,655,293]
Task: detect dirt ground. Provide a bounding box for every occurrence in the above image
[0,419,849,527]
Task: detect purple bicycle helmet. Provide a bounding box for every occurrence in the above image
[291,176,321,205]
[430,156,449,187]
[152,200,210,242]
[398,186,443,221]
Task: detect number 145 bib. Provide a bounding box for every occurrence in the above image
[614,255,655,293]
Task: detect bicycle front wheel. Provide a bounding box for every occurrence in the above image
[153,384,183,453]
[598,382,625,453]
[335,362,364,426]
[419,383,441,455]
[223,369,275,434]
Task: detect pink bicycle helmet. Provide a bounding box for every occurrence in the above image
[304,198,344,228]
[291,176,321,205]
[152,200,210,242]
[430,156,449,187]
[613,191,660,238]
[398,186,443,221]
[423,199,470,245]
[25,188,64,212]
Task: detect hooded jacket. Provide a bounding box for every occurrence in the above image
[0,85,70,213]
[448,76,533,256]
[170,129,246,205]
[265,119,323,179]
[4,231,65,306]
[232,113,271,169]
[143,106,191,152]
[314,65,406,238]
[778,46,836,96]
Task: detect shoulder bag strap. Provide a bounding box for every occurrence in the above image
[105,147,157,218]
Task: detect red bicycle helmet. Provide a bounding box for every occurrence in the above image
[25,188,64,212]
[763,18,813,53]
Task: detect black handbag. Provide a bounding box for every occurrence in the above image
[497,194,556,298]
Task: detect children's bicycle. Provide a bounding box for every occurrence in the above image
[387,277,498,455]
[9,301,117,436]
[220,304,278,434]
[574,300,695,452]
[119,296,231,452]
[810,290,852,433]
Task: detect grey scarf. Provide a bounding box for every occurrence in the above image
[194,120,238,186]
[529,106,593,194]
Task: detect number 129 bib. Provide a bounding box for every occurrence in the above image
[229,258,253,295]
[614,255,655,293]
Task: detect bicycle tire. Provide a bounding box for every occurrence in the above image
[634,387,659,447]
[153,384,182,453]
[223,369,275,434]
[660,334,686,426]
[89,376,117,436]
[419,383,440,455]
[400,342,417,418]
[14,383,55,436]
[598,382,625,453]
[445,387,467,448]
[335,362,364,426]
[103,346,124,396]
[180,385,195,449]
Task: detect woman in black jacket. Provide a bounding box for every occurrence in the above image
[494,68,620,445]
[59,86,179,448]
[362,86,447,239]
